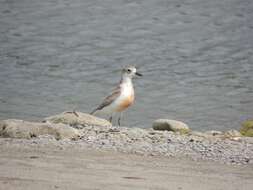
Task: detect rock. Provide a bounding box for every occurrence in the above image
[152,119,190,134]
[191,130,242,140]
[127,128,148,140]
[189,131,204,136]
[148,129,165,136]
[224,130,242,138]
[189,131,210,138]
[44,111,112,128]
[204,130,223,136]
[0,119,80,140]
[240,120,253,137]
[188,135,204,143]
[242,137,253,144]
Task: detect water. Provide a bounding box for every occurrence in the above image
[0,0,253,131]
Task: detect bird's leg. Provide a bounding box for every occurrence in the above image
[109,115,113,123]
[118,117,121,126]
[72,109,79,117]
[118,112,122,126]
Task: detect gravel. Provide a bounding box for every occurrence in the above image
[1,125,252,165]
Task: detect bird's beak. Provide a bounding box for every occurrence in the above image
[135,72,143,77]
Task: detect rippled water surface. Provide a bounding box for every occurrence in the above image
[0,0,253,130]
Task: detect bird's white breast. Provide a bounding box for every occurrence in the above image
[103,81,134,113]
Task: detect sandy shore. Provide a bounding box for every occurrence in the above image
[0,138,253,190]
[1,117,253,165]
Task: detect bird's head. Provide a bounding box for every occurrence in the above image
[122,66,142,79]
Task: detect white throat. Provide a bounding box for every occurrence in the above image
[120,74,134,95]
[121,73,133,84]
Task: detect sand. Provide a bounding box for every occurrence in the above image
[0,139,253,190]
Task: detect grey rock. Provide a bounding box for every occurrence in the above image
[189,131,220,140]
[148,129,165,136]
[153,119,190,134]
[189,131,207,137]
[205,130,223,136]
[188,135,204,143]
[242,137,253,144]
[127,128,148,140]
[44,111,112,128]
[0,119,80,140]
[224,130,242,138]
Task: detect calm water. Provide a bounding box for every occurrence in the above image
[0,0,253,131]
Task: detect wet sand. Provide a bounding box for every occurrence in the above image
[0,139,253,190]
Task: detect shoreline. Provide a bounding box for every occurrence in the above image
[1,121,253,165]
[1,112,253,189]
[1,138,253,190]
[0,111,253,165]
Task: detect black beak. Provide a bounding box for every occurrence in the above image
[135,72,142,77]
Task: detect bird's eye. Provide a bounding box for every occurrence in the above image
[127,69,131,72]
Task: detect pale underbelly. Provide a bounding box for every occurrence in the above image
[102,94,134,113]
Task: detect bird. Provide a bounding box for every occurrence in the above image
[90,66,142,126]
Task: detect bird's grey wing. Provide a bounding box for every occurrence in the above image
[90,85,121,114]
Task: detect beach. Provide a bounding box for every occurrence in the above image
[1,113,253,189]
[1,138,253,190]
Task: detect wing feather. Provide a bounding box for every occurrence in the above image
[90,85,121,114]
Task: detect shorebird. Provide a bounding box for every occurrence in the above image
[90,66,142,126]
